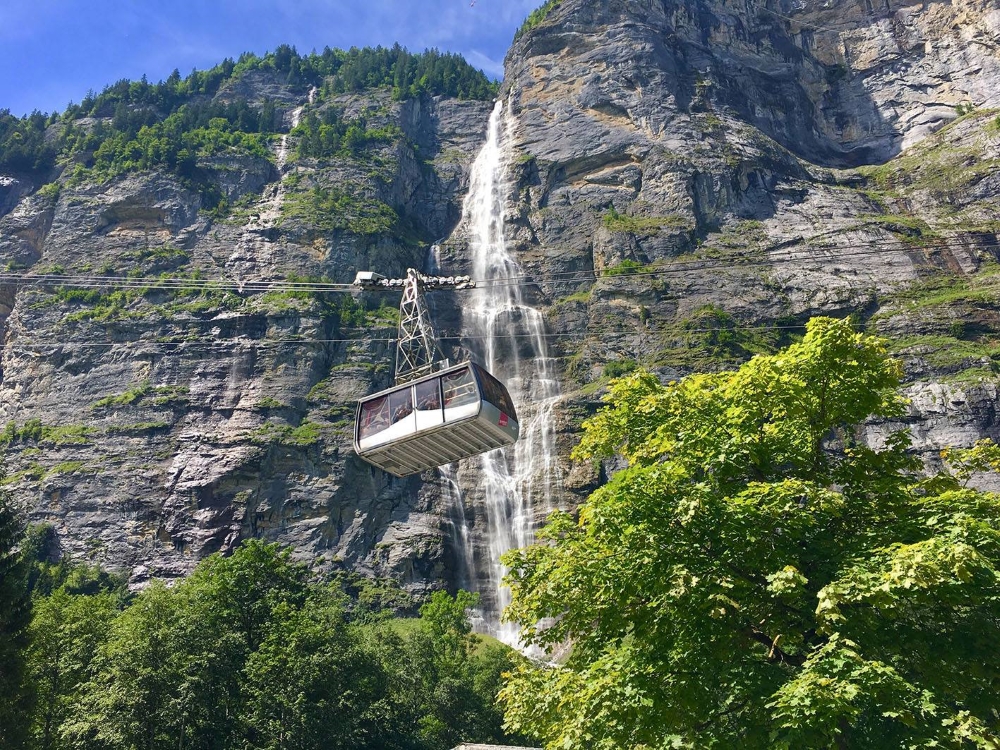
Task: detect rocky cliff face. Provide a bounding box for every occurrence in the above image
[0,87,493,589]
[505,0,1000,165]
[2,0,1000,595]
[479,0,1000,496]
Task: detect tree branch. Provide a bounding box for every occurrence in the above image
[743,627,806,667]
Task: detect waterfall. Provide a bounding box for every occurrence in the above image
[452,100,562,647]
[230,93,313,279]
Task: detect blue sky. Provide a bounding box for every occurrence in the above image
[0,0,543,117]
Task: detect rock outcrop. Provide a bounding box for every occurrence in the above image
[0,90,492,589]
[1,0,999,599]
[482,0,1000,500]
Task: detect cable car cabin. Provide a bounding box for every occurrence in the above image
[354,362,519,477]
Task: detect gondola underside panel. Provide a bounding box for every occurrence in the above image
[356,410,519,477]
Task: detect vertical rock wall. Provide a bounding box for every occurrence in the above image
[2,0,1000,595]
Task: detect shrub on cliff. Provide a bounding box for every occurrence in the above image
[515,0,563,40]
[500,317,1000,748]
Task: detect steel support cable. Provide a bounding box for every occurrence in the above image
[752,4,865,35]
[3,321,968,355]
[1,236,997,295]
[756,0,963,37]
[438,233,1000,269]
[0,273,356,293]
[473,241,1000,288]
[477,252,992,288]
[4,236,998,290]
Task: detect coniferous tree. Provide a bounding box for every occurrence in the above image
[0,475,32,749]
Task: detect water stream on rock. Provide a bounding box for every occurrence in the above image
[231,93,313,279]
[452,100,563,647]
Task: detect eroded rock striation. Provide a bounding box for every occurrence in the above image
[0,88,492,588]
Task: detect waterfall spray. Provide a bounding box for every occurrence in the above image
[453,100,563,646]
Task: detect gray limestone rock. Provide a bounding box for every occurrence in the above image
[2,0,1000,603]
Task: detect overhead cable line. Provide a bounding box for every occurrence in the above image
[1,237,995,295]
[410,240,999,290]
[0,272,356,294]
[474,240,1000,289]
[752,3,871,35]
[435,231,997,259]
[4,322,944,356]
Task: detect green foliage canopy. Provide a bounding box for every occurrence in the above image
[10,537,524,750]
[516,0,563,39]
[0,472,32,749]
[0,44,495,181]
[500,317,1000,749]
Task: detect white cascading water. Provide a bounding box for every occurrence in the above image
[453,100,562,646]
[231,88,315,278]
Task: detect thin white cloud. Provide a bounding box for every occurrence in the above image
[464,49,505,79]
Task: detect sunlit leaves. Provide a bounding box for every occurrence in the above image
[501,317,1000,748]
[943,439,1000,487]
[21,540,523,750]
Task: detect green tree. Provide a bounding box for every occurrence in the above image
[187,538,309,654]
[500,317,1000,749]
[59,541,313,750]
[65,583,185,750]
[240,594,382,749]
[397,591,528,749]
[408,591,481,748]
[154,540,311,748]
[0,489,31,750]
[17,535,526,750]
[0,475,32,750]
[27,589,117,750]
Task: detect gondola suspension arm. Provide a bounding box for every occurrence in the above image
[353,268,474,384]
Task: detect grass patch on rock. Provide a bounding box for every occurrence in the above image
[856,109,1000,201]
[93,382,189,410]
[0,421,93,447]
[602,207,688,235]
[883,265,1000,313]
[281,179,398,236]
[250,420,324,447]
[648,306,799,370]
[602,259,646,277]
[890,333,1000,379]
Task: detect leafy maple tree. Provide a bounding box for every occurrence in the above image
[500,317,1000,749]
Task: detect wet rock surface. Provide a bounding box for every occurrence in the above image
[491,0,1000,508]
